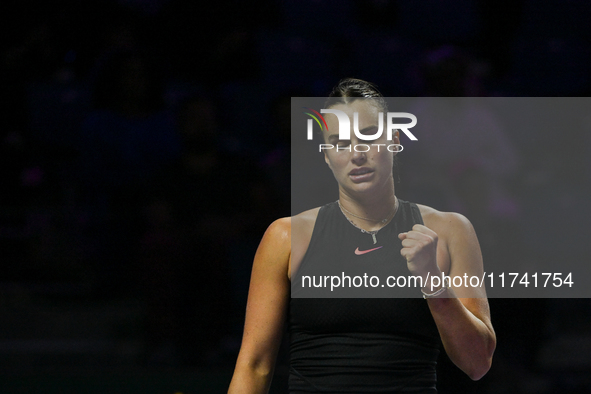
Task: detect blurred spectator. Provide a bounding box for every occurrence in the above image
[78,50,180,197]
[136,96,269,366]
[75,50,181,296]
[152,0,272,85]
[477,0,524,79]
[407,47,519,228]
[258,94,292,216]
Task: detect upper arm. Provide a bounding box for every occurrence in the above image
[445,213,485,297]
[445,213,494,332]
[235,218,291,373]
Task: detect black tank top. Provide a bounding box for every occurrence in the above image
[289,200,440,393]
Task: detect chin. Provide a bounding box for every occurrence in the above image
[347,183,376,194]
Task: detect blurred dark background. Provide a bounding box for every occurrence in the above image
[1,0,591,393]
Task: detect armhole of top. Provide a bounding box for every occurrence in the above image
[409,202,425,226]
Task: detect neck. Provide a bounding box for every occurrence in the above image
[338,182,397,231]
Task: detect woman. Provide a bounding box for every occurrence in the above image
[228,79,496,393]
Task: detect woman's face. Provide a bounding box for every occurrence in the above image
[322,100,399,197]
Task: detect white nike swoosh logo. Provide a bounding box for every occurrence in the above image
[354,246,383,255]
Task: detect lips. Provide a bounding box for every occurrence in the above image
[349,167,373,176]
[349,167,375,183]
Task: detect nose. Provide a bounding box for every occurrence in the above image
[351,147,366,166]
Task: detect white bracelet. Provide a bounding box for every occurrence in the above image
[421,277,450,299]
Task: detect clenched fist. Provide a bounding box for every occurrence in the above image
[398,224,442,281]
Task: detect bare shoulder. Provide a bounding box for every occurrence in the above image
[256,217,291,259]
[266,217,291,240]
[416,204,475,240]
[289,207,321,280]
[254,217,292,276]
[291,207,321,230]
[262,208,320,266]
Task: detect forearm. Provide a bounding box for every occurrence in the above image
[228,361,274,394]
[426,291,496,380]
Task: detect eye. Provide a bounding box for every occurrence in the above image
[337,140,350,147]
[361,127,378,136]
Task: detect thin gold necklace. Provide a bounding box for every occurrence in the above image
[337,198,398,244]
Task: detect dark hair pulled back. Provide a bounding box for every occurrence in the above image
[325,78,388,113]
